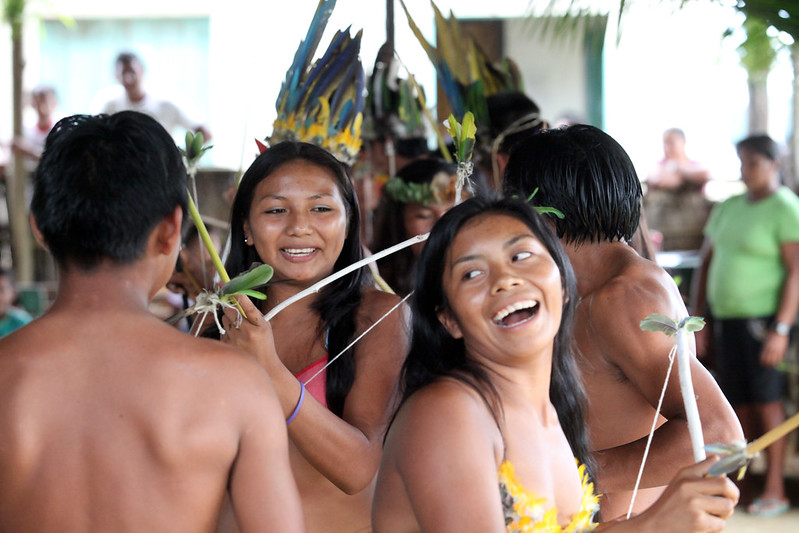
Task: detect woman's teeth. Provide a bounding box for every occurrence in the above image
[283,248,316,256]
[492,300,539,327]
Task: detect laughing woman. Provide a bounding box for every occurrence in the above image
[372,197,738,532]
[218,141,409,532]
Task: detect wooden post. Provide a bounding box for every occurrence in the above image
[7,8,34,282]
[790,43,799,191]
[386,0,394,50]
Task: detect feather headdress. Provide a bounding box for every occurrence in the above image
[364,47,426,144]
[400,0,525,131]
[267,0,365,165]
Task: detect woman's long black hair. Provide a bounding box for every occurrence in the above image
[393,196,594,474]
[226,141,370,417]
[371,158,457,295]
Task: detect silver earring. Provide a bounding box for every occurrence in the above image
[244,236,249,244]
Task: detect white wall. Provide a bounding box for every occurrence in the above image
[603,1,793,198]
[505,17,588,125]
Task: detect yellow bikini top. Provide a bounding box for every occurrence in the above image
[498,459,599,533]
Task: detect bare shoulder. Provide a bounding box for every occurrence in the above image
[358,287,409,324]
[580,250,689,371]
[390,378,499,452]
[155,322,273,388]
[588,252,685,328]
[353,287,410,358]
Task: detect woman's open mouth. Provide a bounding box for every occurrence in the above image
[492,300,539,328]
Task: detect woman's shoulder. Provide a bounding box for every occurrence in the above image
[357,287,410,325]
[395,378,500,436]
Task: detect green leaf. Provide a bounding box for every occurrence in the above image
[534,206,564,219]
[234,289,267,300]
[184,130,193,153]
[444,114,459,143]
[461,111,476,142]
[221,263,274,296]
[640,313,678,336]
[678,316,706,333]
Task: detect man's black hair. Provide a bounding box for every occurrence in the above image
[31,112,187,271]
[503,124,641,245]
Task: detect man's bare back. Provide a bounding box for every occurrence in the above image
[0,302,299,532]
[566,241,741,519]
[1,112,303,532]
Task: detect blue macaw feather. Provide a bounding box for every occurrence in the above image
[335,100,354,133]
[278,0,336,112]
[307,31,361,105]
[329,56,359,120]
[353,58,365,122]
[298,27,350,102]
[304,38,352,107]
[438,64,463,118]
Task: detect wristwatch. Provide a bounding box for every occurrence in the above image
[774,321,791,336]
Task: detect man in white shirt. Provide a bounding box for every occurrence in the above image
[97,52,211,141]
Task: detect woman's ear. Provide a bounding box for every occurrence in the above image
[436,307,463,339]
[243,219,253,246]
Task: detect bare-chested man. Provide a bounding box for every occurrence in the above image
[503,124,743,520]
[0,112,303,532]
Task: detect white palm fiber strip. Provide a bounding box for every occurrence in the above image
[302,292,413,385]
[265,232,428,322]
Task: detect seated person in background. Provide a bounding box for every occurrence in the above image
[373,196,739,532]
[0,266,32,338]
[646,128,710,192]
[0,111,302,532]
[503,125,743,520]
[644,127,712,251]
[372,158,458,295]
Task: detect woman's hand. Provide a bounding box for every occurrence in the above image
[760,332,789,367]
[616,456,739,533]
[221,295,281,372]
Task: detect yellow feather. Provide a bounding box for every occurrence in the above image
[433,4,469,84]
[400,0,439,67]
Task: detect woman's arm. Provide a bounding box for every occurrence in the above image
[690,238,713,358]
[760,241,799,366]
[223,291,410,493]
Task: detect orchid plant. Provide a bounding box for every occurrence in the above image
[443,111,476,204]
[170,131,275,335]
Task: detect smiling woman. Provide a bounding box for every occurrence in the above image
[215,141,410,532]
[372,158,459,295]
[372,197,740,533]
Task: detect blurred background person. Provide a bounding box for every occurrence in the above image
[11,85,59,173]
[0,266,32,338]
[692,134,799,517]
[94,51,211,141]
[644,127,712,252]
[372,158,458,295]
